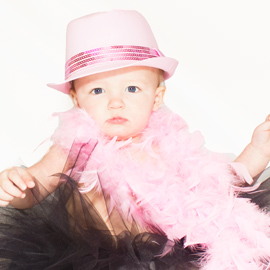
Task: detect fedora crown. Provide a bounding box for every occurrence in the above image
[48,10,178,94]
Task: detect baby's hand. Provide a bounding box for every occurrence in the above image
[0,167,35,206]
[251,114,270,159]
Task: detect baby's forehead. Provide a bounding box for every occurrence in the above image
[74,66,162,85]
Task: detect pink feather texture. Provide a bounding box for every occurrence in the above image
[51,105,270,269]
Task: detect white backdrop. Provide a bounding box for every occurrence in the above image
[0,0,270,170]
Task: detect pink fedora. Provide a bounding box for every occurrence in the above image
[48,10,178,94]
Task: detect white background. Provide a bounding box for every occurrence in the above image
[0,0,270,170]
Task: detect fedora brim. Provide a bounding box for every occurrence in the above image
[47,57,178,94]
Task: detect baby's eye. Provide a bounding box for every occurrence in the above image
[126,86,139,93]
[91,88,104,95]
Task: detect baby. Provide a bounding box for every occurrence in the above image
[1,10,270,270]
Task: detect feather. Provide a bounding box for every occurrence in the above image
[51,105,270,269]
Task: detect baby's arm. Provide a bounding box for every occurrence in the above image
[235,115,270,182]
[0,145,68,209]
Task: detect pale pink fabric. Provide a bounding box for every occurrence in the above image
[48,10,178,94]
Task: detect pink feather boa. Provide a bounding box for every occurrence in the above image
[51,105,270,269]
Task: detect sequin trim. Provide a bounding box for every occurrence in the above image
[65,45,164,79]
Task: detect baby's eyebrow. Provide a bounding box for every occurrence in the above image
[85,81,105,88]
[123,79,149,85]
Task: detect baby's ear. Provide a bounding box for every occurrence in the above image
[70,89,79,107]
[153,86,166,111]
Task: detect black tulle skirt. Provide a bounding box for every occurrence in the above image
[1,141,270,270]
[0,141,205,270]
[0,176,204,270]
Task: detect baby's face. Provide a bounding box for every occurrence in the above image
[71,66,165,140]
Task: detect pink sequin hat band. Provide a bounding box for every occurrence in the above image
[65,45,164,80]
[47,10,178,94]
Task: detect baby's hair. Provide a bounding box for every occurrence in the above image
[159,81,166,87]
[70,80,75,92]
[158,70,165,87]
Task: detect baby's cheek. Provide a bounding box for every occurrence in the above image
[91,114,107,130]
[82,107,95,118]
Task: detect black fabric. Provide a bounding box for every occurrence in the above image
[0,141,202,269]
[240,170,270,211]
[0,177,202,270]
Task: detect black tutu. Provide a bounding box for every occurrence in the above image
[0,177,203,270]
[0,142,203,270]
[1,141,270,270]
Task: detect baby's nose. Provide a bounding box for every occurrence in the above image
[108,95,125,109]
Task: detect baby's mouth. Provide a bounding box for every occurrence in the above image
[107,117,128,124]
